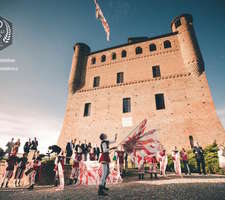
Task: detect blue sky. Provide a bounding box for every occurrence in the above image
[0,0,225,153]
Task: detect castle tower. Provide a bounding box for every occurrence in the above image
[171,14,204,76]
[58,14,225,151]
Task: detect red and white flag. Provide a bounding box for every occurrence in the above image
[94,0,110,41]
[122,119,162,165]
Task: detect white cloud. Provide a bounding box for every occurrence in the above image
[216,107,225,129]
[0,111,62,154]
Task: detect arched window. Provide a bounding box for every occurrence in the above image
[101,55,106,62]
[149,43,156,52]
[164,40,172,49]
[121,50,127,58]
[112,52,116,60]
[91,57,96,65]
[135,46,142,55]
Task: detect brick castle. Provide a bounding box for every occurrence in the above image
[58,14,225,151]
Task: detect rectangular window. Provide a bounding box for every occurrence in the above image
[93,76,100,87]
[117,72,124,84]
[155,94,165,110]
[152,65,161,78]
[123,98,131,113]
[84,103,91,117]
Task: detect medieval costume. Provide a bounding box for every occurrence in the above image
[180,148,191,175]
[1,154,17,188]
[149,156,158,179]
[26,155,42,190]
[54,152,65,190]
[69,151,82,185]
[158,149,168,177]
[14,153,28,187]
[89,148,96,161]
[116,149,125,177]
[138,156,145,180]
[98,133,117,196]
[12,139,20,156]
[172,147,182,176]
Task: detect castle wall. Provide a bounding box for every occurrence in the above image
[58,14,225,152]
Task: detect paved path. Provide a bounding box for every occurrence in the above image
[1,175,225,200]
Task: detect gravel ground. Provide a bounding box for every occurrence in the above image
[1,175,225,200]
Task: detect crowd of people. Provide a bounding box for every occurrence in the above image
[0,137,41,189]
[137,142,206,181]
[0,134,221,196]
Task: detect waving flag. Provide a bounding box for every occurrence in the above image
[122,119,162,165]
[94,0,110,41]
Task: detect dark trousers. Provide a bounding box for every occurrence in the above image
[197,158,206,174]
[183,160,191,175]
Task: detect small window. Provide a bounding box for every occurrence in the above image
[152,66,161,78]
[101,55,106,62]
[84,103,91,117]
[93,76,100,87]
[175,19,181,28]
[91,57,96,65]
[149,43,156,52]
[121,50,127,58]
[135,46,142,55]
[155,93,165,110]
[123,98,131,113]
[112,52,116,60]
[164,40,171,49]
[117,72,124,84]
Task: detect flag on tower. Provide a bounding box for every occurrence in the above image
[94,0,110,41]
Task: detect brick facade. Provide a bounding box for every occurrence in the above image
[58,14,225,152]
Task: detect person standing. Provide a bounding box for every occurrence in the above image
[158,149,168,177]
[116,147,125,177]
[89,148,96,161]
[94,144,100,160]
[5,138,14,157]
[66,140,73,164]
[1,154,17,188]
[12,139,20,156]
[98,133,117,196]
[149,156,158,179]
[14,153,28,187]
[172,146,182,176]
[138,156,145,180]
[30,137,38,151]
[26,153,42,190]
[69,149,81,185]
[24,138,31,154]
[54,151,65,189]
[81,140,88,161]
[180,148,191,175]
[193,142,206,175]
